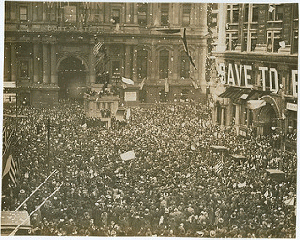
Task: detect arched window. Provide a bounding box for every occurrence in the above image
[137,49,148,79]
[159,50,169,79]
[180,51,190,78]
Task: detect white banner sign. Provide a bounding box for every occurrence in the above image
[125,92,137,102]
[287,103,298,111]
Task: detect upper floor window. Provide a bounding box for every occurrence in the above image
[111,8,120,24]
[64,6,77,23]
[268,4,284,21]
[293,3,298,20]
[5,2,10,21]
[159,50,169,79]
[227,4,239,24]
[138,3,148,26]
[20,60,29,78]
[226,32,238,50]
[137,50,148,79]
[242,32,257,52]
[33,3,43,21]
[180,51,190,78]
[252,5,259,22]
[161,3,169,26]
[267,31,281,52]
[20,6,28,21]
[182,3,191,26]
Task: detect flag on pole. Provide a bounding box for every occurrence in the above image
[93,42,103,56]
[2,155,18,185]
[122,77,135,85]
[181,28,197,70]
[284,197,295,206]
[120,150,136,161]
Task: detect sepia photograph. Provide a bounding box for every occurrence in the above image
[1,1,298,238]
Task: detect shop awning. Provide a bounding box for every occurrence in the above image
[218,87,251,101]
[247,100,266,110]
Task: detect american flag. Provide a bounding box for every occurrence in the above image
[93,42,103,56]
[2,155,18,185]
[214,157,224,174]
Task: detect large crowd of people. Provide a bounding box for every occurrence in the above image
[2,100,297,237]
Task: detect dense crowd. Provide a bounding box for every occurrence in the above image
[3,100,297,237]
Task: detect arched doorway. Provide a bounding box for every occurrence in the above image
[58,57,87,99]
[258,103,278,135]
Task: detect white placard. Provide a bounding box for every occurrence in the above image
[125,92,137,102]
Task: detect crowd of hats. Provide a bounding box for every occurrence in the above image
[3,100,296,237]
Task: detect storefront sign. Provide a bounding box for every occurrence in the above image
[287,103,298,111]
[125,92,137,102]
[218,63,298,95]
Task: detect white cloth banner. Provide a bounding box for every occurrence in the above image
[247,100,266,110]
[120,150,135,161]
[122,77,134,85]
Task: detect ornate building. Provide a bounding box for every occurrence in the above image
[4,2,208,107]
[210,3,298,151]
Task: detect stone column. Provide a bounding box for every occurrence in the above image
[43,43,50,84]
[50,43,58,84]
[199,3,208,35]
[133,4,138,24]
[216,3,227,52]
[33,43,39,83]
[89,43,96,84]
[132,46,137,81]
[11,43,16,83]
[172,46,179,80]
[125,45,131,78]
[221,108,225,126]
[4,43,10,82]
[198,40,207,93]
[125,3,131,23]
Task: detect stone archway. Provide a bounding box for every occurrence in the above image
[257,96,280,135]
[57,56,88,99]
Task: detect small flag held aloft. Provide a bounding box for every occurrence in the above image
[120,150,136,161]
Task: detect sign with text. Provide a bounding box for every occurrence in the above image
[218,62,298,97]
[287,103,298,111]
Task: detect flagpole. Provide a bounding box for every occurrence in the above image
[9,182,63,236]
[14,170,58,211]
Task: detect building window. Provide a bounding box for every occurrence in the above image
[64,6,76,23]
[33,3,43,21]
[137,50,148,79]
[180,51,190,78]
[159,50,169,79]
[161,3,169,26]
[137,3,148,26]
[5,2,10,21]
[227,4,239,24]
[182,3,191,26]
[268,4,284,21]
[111,9,120,24]
[20,6,28,21]
[20,61,29,78]
[226,32,238,50]
[242,32,257,52]
[252,5,259,22]
[267,31,281,52]
[181,89,189,102]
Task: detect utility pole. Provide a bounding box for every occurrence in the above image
[47,117,50,158]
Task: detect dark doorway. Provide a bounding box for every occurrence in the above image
[58,57,87,99]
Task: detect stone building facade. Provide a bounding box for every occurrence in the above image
[4,2,208,107]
